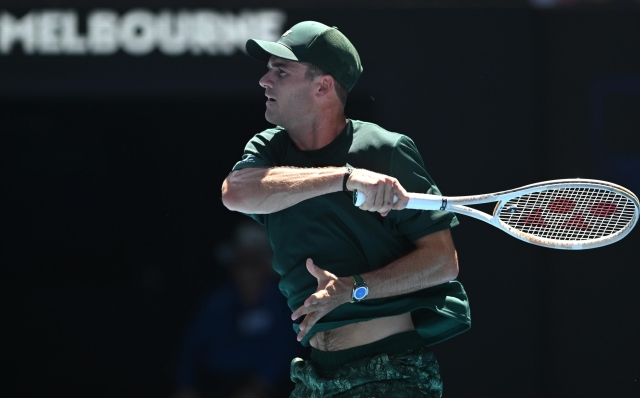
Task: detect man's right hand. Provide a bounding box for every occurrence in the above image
[346,168,410,216]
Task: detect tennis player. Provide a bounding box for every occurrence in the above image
[222,21,471,397]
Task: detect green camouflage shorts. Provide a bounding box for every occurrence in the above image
[289,330,442,398]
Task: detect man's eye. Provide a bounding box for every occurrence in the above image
[278,69,286,75]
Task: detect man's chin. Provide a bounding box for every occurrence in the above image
[264,111,280,126]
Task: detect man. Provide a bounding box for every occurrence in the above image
[222,21,470,397]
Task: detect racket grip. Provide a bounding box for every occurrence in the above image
[353,190,398,206]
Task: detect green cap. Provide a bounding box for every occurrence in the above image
[246,21,363,92]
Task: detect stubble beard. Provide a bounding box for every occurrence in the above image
[264,98,295,129]
[264,86,313,129]
[264,107,280,126]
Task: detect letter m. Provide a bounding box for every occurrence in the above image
[1,11,36,54]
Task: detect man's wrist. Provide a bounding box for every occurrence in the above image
[338,277,355,304]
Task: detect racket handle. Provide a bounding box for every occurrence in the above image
[353,190,398,206]
[353,191,445,210]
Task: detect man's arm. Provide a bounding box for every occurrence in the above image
[362,228,458,299]
[291,229,458,341]
[221,166,410,215]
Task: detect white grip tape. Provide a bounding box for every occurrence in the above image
[353,191,445,211]
[353,190,398,207]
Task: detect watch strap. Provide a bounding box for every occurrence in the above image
[343,164,354,192]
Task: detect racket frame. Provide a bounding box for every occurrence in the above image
[355,179,639,250]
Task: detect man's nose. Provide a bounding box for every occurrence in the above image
[259,73,273,89]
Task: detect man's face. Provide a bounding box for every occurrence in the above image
[259,56,314,127]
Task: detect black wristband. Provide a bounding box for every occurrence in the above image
[343,165,354,192]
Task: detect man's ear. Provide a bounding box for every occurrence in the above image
[316,75,335,97]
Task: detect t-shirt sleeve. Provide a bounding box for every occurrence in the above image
[384,135,459,241]
[230,129,284,172]
[229,129,286,225]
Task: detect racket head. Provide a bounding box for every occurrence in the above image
[491,179,639,249]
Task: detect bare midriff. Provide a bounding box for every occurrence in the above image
[309,312,415,352]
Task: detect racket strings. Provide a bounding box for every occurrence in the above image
[498,187,636,241]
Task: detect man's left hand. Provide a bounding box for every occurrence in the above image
[291,258,351,342]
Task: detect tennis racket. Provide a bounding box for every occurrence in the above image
[353,179,639,250]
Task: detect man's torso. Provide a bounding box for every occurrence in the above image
[231,119,467,348]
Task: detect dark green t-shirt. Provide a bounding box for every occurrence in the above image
[231,120,470,346]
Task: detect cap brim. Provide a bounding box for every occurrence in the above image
[246,39,300,62]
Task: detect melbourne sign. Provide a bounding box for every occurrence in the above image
[0,9,286,56]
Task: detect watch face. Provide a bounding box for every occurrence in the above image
[354,286,368,300]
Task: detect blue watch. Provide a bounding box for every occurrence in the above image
[350,275,369,303]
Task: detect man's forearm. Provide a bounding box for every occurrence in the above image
[360,229,459,300]
[221,167,346,214]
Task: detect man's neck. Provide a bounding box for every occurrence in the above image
[286,114,348,151]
